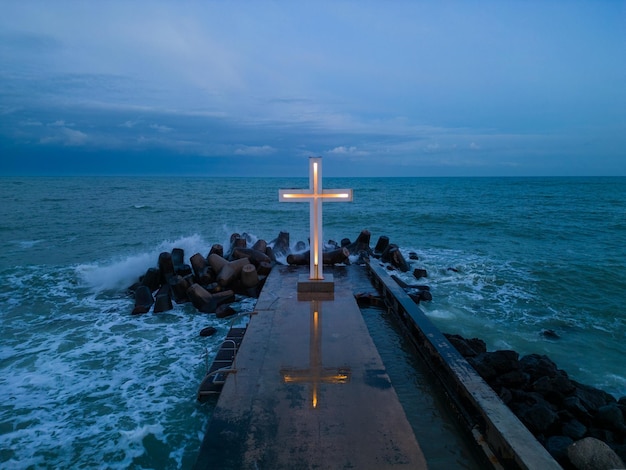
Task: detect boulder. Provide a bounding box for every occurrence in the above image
[208,244,223,258]
[413,268,428,280]
[240,264,259,288]
[594,403,626,434]
[158,252,175,283]
[345,230,372,256]
[187,283,217,313]
[199,326,217,337]
[271,231,290,258]
[216,305,237,319]
[217,258,250,287]
[141,267,161,292]
[171,248,191,276]
[373,235,389,256]
[231,247,271,267]
[546,435,574,464]
[132,285,154,315]
[562,419,588,441]
[520,354,560,381]
[567,437,626,470]
[381,244,410,272]
[252,239,267,253]
[519,402,559,435]
[190,253,214,285]
[573,381,616,414]
[168,275,189,304]
[153,284,173,313]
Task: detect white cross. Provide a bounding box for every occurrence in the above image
[279,157,353,280]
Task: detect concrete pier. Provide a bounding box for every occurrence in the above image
[194,265,427,469]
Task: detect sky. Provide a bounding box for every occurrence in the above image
[1,1,625,177]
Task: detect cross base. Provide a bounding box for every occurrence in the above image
[297,274,334,293]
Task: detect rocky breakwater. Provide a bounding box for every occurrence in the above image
[128,233,274,318]
[446,334,626,469]
[127,229,433,314]
[283,229,434,304]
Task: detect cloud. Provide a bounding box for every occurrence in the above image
[149,123,172,133]
[1,2,624,176]
[234,145,275,156]
[40,127,88,146]
[327,146,368,156]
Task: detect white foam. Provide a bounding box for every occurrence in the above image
[76,234,215,292]
[14,239,44,249]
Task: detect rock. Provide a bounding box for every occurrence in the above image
[573,381,616,414]
[546,435,574,463]
[240,264,259,288]
[132,285,154,315]
[216,305,237,319]
[567,437,626,470]
[562,419,588,440]
[373,235,389,256]
[381,244,410,272]
[345,230,372,256]
[217,258,250,287]
[413,268,428,279]
[520,354,560,381]
[445,334,483,357]
[187,283,217,313]
[257,261,272,276]
[482,350,520,374]
[519,402,559,434]
[271,231,290,258]
[168,275,189,304]
[324,247,350,265]
[190,253,214,285]
[199,326,217,337]
[595,403,626,434]
[171,248,191,276]
[408,251,419,260]
[158,252,175,283]
[208,244,223,258]
[252,239,267,253]
[153,284,173,313]
[533,375,576,406]
[231,247,271,267]
[141,267,161,292]
[541,329,560,339]
[264,246,276,263]
[208,253,229,274]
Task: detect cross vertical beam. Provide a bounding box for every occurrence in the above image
[279,157,353,281]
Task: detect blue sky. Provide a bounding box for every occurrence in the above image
[1,1,624,176]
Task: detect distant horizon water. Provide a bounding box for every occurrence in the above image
[1,175,624,468]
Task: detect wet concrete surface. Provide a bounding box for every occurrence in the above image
[195,265,427,469]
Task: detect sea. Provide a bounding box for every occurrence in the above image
[1,176,624,469]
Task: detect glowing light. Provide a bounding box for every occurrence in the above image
[278,157,353,280]
[280,300,351,409]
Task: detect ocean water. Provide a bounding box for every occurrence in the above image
[1,176,625,468]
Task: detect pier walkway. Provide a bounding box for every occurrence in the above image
[194,265,427,469]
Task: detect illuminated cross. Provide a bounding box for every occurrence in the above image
[279,157,353,280]
[280,300,351,409]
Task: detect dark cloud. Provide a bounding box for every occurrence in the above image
[0,2,624,176]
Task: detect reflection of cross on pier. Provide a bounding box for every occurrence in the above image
[280,300,351,409]
[279,157,353,281]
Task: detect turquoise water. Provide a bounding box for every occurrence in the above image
[1,176,625,468]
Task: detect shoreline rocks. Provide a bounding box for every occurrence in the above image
[128,230,432,315]
[445,333,626,468]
